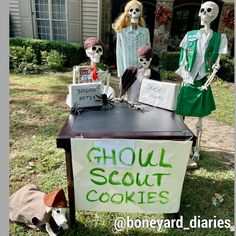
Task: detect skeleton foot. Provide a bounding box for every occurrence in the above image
[193,117,203,161]
[193,149,200,162]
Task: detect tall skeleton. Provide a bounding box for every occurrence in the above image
[112,0,150,79]
[175,1,228,161]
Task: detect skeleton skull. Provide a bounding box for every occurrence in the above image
[86,45,103,64]
[138,57,152,69]
[199,1,219,26]
[129,4,141,24]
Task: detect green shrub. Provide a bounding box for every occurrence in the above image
[41,50,65,70]
[19,62,41,74]
[10,46,37,68]
[10,46,40,74]
[9,37,86,67]
[217,55,234,82]
[160,70,182,81]
[161,51,180,71]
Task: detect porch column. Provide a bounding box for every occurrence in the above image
[153,0,174,58]
[217,2,234,56]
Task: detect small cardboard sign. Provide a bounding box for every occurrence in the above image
[139,79,180,111]
[71,138,192,214]
[66,82,103,108]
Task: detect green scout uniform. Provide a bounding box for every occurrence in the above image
[175,30,221,117]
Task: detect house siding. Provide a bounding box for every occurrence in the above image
[9,0,22,37]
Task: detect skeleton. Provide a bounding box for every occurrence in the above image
[178,1,224,161]
[129,3,141,29]
[71,38,115,110]
[112,0,150,78]
[192,1,221,161]
[120,45,160,109]
[138,57,152,69]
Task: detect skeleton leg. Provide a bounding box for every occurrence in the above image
[193,117,203,161]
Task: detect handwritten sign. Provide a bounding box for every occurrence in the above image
[139,79,180,111]
[66,82,103,108]
[71,139,192,214]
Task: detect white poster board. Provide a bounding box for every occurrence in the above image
[66,82,103,108]
[71,139,192,214]
[139,79,180,111]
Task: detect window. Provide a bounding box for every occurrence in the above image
[168,5,200,51]
[34,0,67,41]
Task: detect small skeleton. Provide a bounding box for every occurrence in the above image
[71,37,115,111]
[138,57,152,69]
[121,44,160,107]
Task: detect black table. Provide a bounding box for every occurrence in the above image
[57,102,195,224]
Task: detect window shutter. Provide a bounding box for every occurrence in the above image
[67,0,82,42]
[19,0,33,37]
[82,0,99,42]
[9,0,22,37]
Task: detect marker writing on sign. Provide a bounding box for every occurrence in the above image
[83,146,172,205]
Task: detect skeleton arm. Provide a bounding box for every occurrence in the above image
[97,70,111,95]
[204,54,221,87]
[198,54,221,90]
[72,66,78,84]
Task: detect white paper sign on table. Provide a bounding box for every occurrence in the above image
[66,82,103,108]
[138,79,180,111]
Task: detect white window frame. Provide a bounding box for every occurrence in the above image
[32,0,69,41]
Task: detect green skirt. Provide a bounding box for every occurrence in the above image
[175,77,216,117]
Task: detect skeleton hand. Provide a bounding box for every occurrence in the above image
[198,85,208,91]
[212,63,220,71]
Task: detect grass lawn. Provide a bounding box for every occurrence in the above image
[9,72,234,235]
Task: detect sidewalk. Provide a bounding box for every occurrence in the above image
[110,76,234,167]
[185,117,234,167]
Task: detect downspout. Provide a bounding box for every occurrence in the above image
[29,0,35,37]
[97,0,102,38]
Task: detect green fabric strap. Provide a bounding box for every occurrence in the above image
[179,30,221,72]
[204,31,221,72]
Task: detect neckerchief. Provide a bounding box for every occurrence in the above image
[90,66,98,81]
